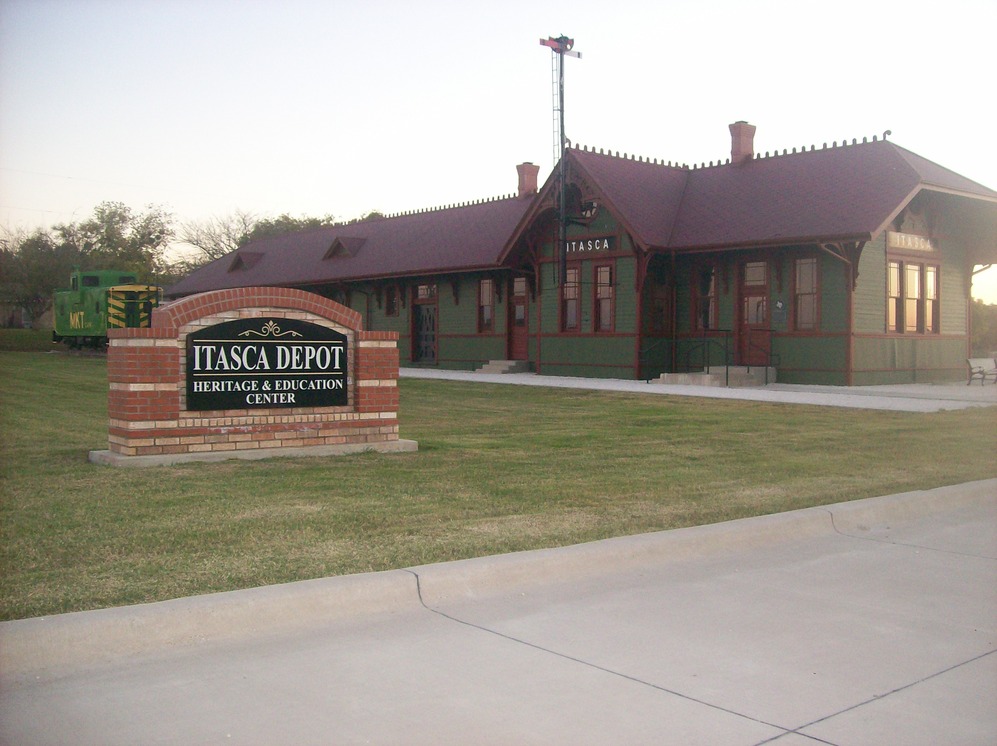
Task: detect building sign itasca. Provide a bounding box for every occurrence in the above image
[564,236,614,254]
[186,317,348,410]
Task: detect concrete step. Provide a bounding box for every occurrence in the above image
[474,360,533,375]
[654,366,776,388]
[654,372,727,387]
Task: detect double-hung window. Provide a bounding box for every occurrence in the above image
[924,266,938,333]
[594,264,614,332]
[904,263,922,333]
[694,265,717,330]
[888,259,938,333]
[478,279,495,333]
[793,257,818,331]
[561,266,580,331]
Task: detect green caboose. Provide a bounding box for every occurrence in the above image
[53,270,161,348]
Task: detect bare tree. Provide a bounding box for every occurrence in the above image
[178,210,258,264]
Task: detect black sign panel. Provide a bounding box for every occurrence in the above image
[186,318,348,411]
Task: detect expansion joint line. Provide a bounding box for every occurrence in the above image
[823,509,997,560]
[754,648,997,745]
[402,569,792,737]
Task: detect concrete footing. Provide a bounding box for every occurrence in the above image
[475,359,532,374]
[655,365,777,387]
[88,439,419,468]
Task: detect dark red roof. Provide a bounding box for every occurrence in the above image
[566,139,997,251]
[170,137,997,298]
[167,195,532,297]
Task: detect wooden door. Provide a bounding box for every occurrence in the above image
[412,304,437,363]
[508,277,529,360]
[737,260,770,365]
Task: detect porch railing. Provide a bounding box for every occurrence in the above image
[643,329,782,386]
[744,328,781,385]
[639,337,670,382]
[683,330,733,385]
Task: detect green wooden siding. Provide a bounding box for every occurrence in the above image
[852,336,968,384]
[532,252,640,378]
[638,336,672,380]
[853,235,887,334]
[854,233,969,337]
[538,335,636,378]
[351,207,974,384]
[772,335,848,385]
[817,253,849,333]
[939,240,969,334]
[437,274,510,369]
[850,232,969,382]
[614,259,637,334]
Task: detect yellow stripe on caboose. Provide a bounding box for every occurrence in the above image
[107,294,127,327]
[107,285,161,329]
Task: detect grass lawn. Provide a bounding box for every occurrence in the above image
[0,328,54,352]
[2,349,995,621]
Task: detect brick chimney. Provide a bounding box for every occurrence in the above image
[729,121,756,165]
[517,162,540,197]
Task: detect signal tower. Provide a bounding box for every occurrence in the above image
[539,35,581,285]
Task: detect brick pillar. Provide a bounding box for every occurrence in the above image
[356,331,400,415]
[106,328,181,455]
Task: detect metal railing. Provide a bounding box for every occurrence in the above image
[639,338,670,382]
[743,328,780,385]
[683,330,733,385]
[642,329,783,386]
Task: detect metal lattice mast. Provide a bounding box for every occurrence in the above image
[539,35,581,285]
[550,51,562,167]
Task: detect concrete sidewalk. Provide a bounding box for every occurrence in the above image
[400,368,997,412]
[2,480,994,745]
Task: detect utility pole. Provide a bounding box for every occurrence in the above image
[540,35,581,285]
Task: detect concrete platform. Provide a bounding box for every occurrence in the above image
[2,479,994,745]
[401,368,997,412]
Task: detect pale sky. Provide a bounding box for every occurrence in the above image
[2,0,995,301]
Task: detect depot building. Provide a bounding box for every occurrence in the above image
[167,122,997,386]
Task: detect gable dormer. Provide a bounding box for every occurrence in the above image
[324,237,366,259]
[228,251,263,272]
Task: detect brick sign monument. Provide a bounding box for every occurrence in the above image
[89,287,416,466]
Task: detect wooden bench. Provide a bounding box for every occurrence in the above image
[967,358,997,385]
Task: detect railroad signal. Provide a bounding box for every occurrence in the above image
[539,35,581,57]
